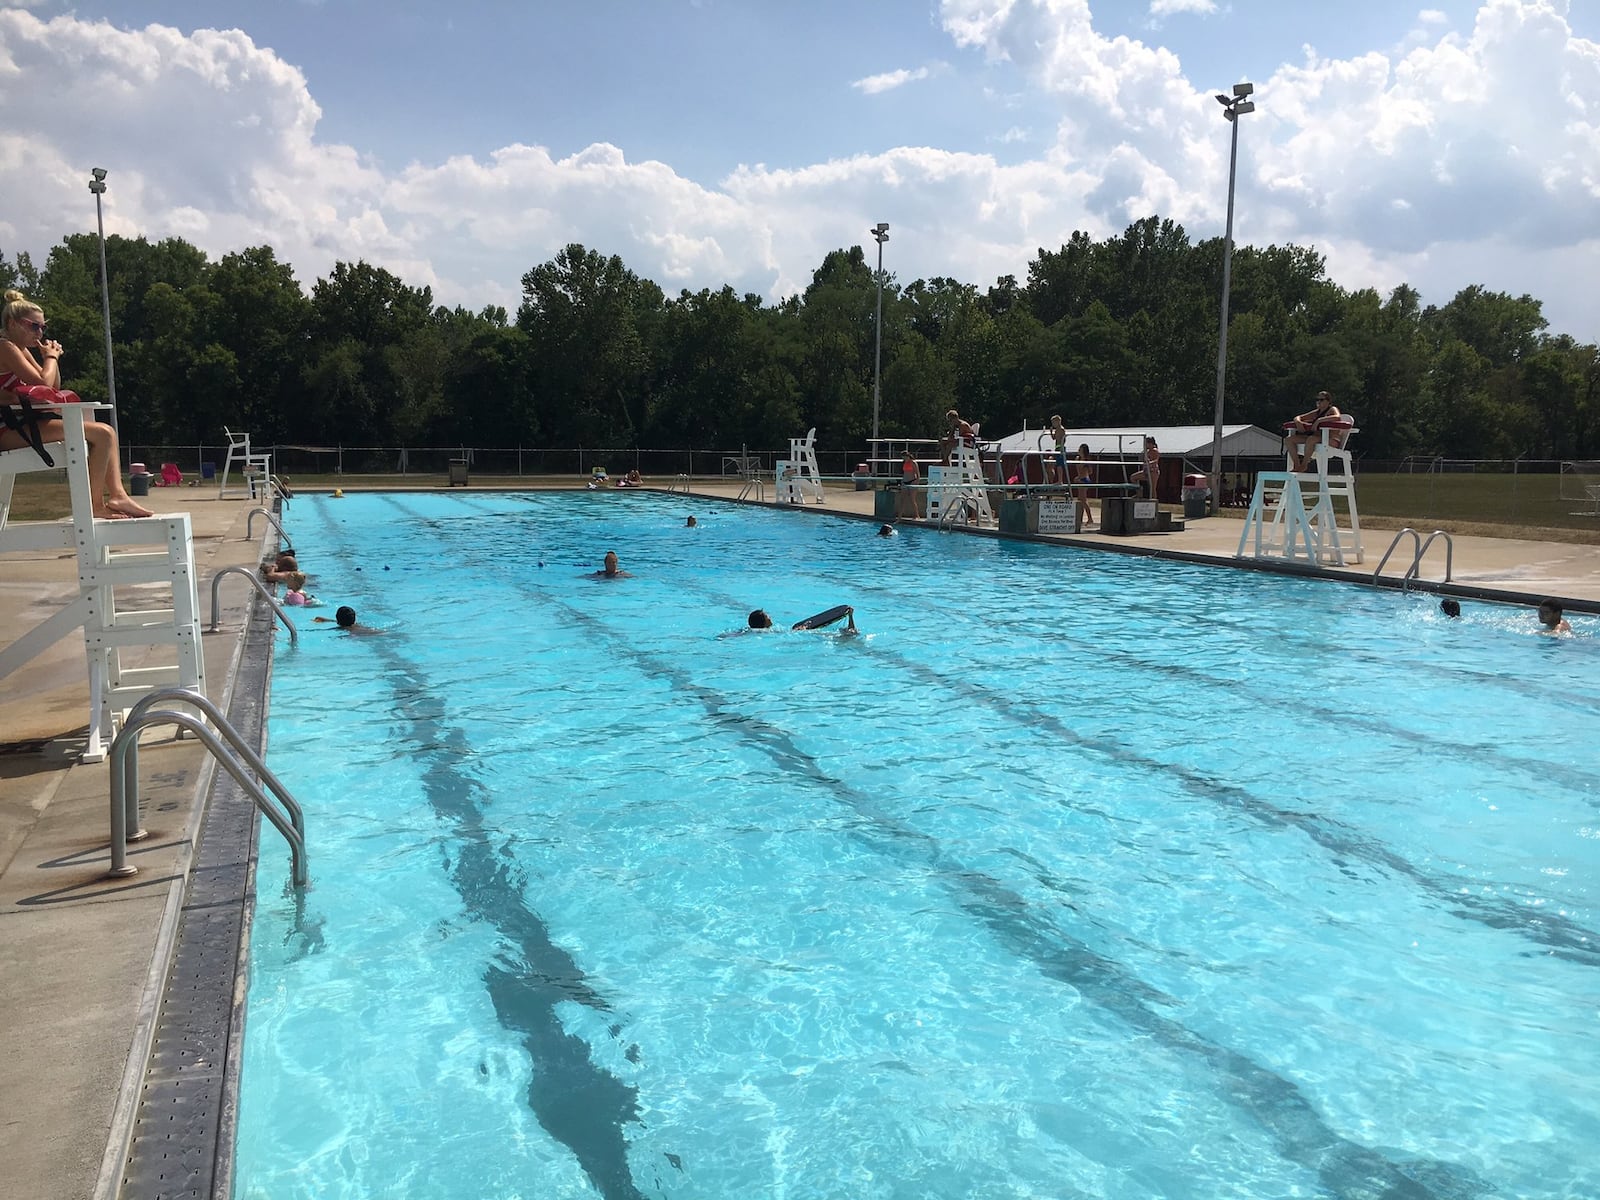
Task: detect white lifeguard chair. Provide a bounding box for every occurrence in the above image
[0,399,205,761]
[1237,415,1363,566]
[926,444,994,527]
[218,426,273,500]
[783,427,825,504]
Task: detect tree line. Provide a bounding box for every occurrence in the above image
[4,215,1597,462]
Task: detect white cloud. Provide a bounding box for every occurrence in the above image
[1,3,1597,342]
[853,65,933,94]
[1149,0,1217,16]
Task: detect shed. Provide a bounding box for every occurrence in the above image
[995,424,1284,502]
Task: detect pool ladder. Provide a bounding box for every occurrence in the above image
[1372,527,1453,591]
[107,687,308,888]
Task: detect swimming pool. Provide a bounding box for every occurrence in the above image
[234,492,1597,1199]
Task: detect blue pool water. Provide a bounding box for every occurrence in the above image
[235,492,1598,1200]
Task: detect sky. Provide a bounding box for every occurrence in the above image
[2,0,1597,340]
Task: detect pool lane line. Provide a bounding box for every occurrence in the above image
[359,499,1493,1200]
[289,499,651,1200]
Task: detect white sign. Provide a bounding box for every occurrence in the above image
[1038,500,1077,534]
[1133,501,1158,521]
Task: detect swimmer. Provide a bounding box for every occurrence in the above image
[281,571,316,607]
[1439,599,1460,619]
[877,523,895,537]
[686,516,697,528]
[732,606,859,638]
[261,551,298,583]
[313,605,382,634]
[592,551,631,578]
[1537,598,1572,634]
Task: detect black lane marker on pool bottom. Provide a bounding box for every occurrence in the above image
[733,545,1600,967]
[351,497,1491,1200]
[305,502,649,1200]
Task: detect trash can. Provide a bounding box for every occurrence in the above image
[874,488,898,520]
[448,459,469,487]
[128,465,151,497]
[1181,473,1209,519]
[854,463,872,491]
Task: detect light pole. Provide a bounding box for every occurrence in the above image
[1208,83,1254,515]
[870,222,889,445]
[88,167,118,433]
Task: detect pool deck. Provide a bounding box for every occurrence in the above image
[2,479,1597,1200]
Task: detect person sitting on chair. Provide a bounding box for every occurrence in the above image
[0,290,154,518]
[940,409,978,463]
[1286,391,1340,472]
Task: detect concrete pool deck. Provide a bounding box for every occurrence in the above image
[1,478,1597,1200]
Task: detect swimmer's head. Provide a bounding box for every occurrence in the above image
[686,516,697,527]
[1439,599,1461,618]
[335,605,357,628]
[1537,598,1564,627]
[603,551,620,575]
[284,571,307,592]
[748,609,773,629]
[877,523,894,537]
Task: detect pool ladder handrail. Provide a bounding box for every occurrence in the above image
[1372,527,1454,590]
[245,506,291,548]
[208,566,298,644]
[107,687,308,888]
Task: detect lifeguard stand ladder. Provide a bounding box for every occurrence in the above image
[1237,418,1363,566]
[926,444,994,527]
[0,402,206,762]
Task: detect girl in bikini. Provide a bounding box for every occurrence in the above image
[0,289,152,518]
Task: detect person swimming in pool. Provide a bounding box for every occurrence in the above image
[743,606,858,635]
[313,605,382,634]
[591,551,631,578]
[1536,598,1572,634]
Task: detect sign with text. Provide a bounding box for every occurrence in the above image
[1038,500,1078,535]
[1133,501,1158,521]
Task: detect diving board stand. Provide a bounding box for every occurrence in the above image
[0,401,205,761]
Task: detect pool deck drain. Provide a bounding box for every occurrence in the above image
[1,479,1597,1200]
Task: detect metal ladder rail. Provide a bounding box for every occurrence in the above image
[245,507,292,549]
[1372,527,1421,585]
[208,566,299,644]
[1405,530,1454,586]
[108,687,308,887]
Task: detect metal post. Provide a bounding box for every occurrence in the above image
[1209,86,1255,515]
[89,169,118,434]
[871,222,890,445]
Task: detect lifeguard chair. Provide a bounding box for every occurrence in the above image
[781,427,825,503]
[926,443,994,527]
[218,427,272,500]
[0,397,205,761]
[1237,414,1362,566]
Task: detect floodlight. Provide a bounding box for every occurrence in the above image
[1234,101,1255,115]
[1215,94,1232,105]
[91,167,107,181]
[1232,82,1253,97]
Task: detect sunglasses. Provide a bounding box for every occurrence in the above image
[22,319,46,334]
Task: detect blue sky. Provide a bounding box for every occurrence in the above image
[3,0,1598,338]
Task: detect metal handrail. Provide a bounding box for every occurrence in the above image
[1371,527,1454,589]
[246,507,291,547]
[208,566,298,644]
[1372,528,1421,584]
[1407,530,1454,585]
[108,688,307,887]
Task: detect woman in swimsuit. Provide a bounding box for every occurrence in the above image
[1072,443,1096,528]
[0,290,152,518]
